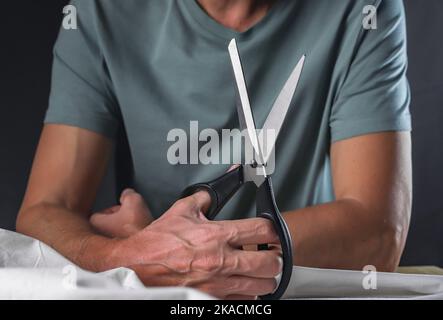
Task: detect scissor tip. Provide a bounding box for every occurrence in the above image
[296,54,306,68]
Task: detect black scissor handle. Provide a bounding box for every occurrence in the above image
[181,169,293,299]
[256,177,293,300]
[181,166,244,220]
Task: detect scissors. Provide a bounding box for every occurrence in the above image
[181,39,305,300]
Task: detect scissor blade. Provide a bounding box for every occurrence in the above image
[261,54,305,164]
[228,39,265,167]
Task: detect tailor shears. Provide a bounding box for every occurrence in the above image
[181,39,305,300]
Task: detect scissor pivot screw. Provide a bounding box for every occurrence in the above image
[251,160,268,168]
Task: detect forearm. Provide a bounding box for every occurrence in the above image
[284,198,406,271]
[16,203,116,272]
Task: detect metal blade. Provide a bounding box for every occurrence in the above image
[261,54,305,164]
[228,39,267,186]
[228,39,263,162]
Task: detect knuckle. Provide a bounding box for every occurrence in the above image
[206,256,223,273]
[188,195,200,210]
[196,228,213,244]
[191,232,226,274]
[256,219,274,236]
[197,254,224,274]
[201,223,227,243]
[215,222,237,242]
[172,198,193,212]
[226,224,239,242]
[125,192,143,204]
[270,254,283,275]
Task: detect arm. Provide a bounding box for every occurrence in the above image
[284,131,412,271]
[16,124,115,271]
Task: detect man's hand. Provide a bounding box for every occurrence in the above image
[105,191,282,299]
[90,189,154,238]
[90,165,240,239]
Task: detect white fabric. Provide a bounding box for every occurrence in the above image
[1,229,442,300]
[0,229,211,300]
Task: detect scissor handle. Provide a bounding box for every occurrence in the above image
[180,166,244,220]
[256,177,293,300]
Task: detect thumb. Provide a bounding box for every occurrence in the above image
[227,164,240,172]
[120,188,137,203]
[188,190,212,214]
[120,189,154,223]
[120,189,148,211]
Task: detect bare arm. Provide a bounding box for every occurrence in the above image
[16,124,115,271]
[284,132,412,271]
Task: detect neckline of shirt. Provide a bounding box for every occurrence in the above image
[181,0,290,42]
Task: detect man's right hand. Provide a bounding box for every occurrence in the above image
[106,191,282,299]
[17,125,281,300]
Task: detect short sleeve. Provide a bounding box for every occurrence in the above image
[330,0,411,143]
[44,0,120,139]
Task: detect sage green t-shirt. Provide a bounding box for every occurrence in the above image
[45,0,411,219]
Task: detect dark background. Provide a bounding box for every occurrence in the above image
[0,1,442,266]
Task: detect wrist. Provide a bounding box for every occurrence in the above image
[80,229,169,273]
[75,234,121,272]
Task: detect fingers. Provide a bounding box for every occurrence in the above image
[130,264,274,299]
[227,275,276,297]
[224,295,257,300]
[218,218,279,246]
[225,249,282,278]
[90,210,125,238]
[120,189,153,221]
[201,275,276,298]
[90,189,154,238]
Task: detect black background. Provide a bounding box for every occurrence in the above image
[0,1,442,266]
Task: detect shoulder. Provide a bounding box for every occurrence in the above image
[69,0,173,12]
[67,0,175,27]
[297,0,405,27]
[60,0,177,54]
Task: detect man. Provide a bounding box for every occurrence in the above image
[16,0,412,299]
